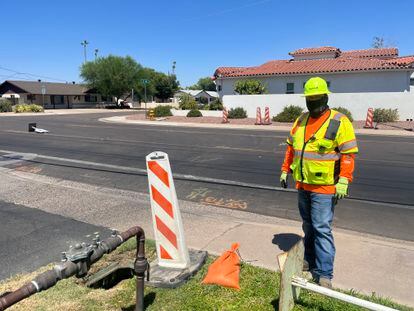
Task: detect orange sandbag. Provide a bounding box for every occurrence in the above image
[201,243,241,290]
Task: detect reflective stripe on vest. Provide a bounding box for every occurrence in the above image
[294,150,341,161]
[338,139,358,152]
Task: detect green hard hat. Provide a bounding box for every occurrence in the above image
[303,77,331,96]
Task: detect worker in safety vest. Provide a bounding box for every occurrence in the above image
[280,77,358,288]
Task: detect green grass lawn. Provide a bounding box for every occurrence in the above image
[0,239,411,311]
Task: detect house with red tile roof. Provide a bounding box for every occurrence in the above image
[213,47,414,98]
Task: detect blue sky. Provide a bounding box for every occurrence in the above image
[1,0,413,87]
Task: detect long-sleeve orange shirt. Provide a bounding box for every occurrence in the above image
[281,110,356,194]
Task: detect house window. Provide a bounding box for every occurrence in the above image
[217,85,222,91]
[410,78,414,86]
[85,95,97,102]
[286,83,295,94]
[53,95,64,104]
[27,94,36,101]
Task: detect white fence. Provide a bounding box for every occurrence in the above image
[223,92,414,121]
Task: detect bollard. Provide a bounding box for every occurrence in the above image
[263,107,271,125]
[222,107,229,124]
[255,107,262,125]
[364,108,374,129]
[149,109,155,121]
[146,151,207,288]
[277,240,398,311]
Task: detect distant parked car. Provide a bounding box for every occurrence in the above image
[119,101,132,109]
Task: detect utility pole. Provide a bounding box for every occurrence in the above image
[81,40,89,63]
[141,79,149,118]
[94,48,99,60]
[172,61,176,75]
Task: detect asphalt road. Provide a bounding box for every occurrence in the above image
[0,200,108,280]
[0,111,413,242]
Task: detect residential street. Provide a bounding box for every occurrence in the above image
[0,111,413,242]
[0,111,413,306]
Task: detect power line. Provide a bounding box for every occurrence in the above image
[0,74,33,81]
[0,65,67,82]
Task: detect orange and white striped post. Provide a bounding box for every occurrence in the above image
[222,107,229,124]
[364,108,374,129]
[263,107,271,125]
[255,107,262,125]
[146,151,190,269]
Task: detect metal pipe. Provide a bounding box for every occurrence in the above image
[127,227,147,311]
[0,226,144,311]
[292,277,398,311]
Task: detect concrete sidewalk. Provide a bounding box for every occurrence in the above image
[0,168,413,306]
[101,115,414,137]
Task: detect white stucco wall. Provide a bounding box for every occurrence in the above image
[222,92,414,121]
[216,71,412,97]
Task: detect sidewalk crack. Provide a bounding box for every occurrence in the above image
[200,222,243,250]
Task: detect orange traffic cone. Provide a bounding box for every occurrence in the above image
[201,243,241,290]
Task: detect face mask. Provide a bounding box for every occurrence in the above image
[306,95,329,118]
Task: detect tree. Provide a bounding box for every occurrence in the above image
[234,79,267,95]
[189,77,216,91]
[178,93,197,110]
[153,73,180,102]
[80,55,143,101]
[372,36,385,48]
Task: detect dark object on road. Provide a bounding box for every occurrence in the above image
[0,226,148,311]
[28,123,36,132]
[28,123,48,133]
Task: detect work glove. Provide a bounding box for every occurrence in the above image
[280,171,288,188]
[335,177,349,199]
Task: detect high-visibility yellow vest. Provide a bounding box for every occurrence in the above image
[287,109,358,185]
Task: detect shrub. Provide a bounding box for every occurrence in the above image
[152,105,172,117]
[272,105,303,122]
[28,104,44,112]
[373,108,399,123]
[14,104,44,113]
[234,79,267,94]
[0,99,12,112]
[178,93,197,110]
[208,99,223,111]
[228,107,247,119]
[332,107,354,122]
[186,109,202,117]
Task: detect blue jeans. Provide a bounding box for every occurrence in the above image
[298,190,335,280]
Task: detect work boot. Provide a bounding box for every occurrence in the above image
[318,277,332,289]
[303,260,310,271]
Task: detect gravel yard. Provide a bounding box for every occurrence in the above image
[126,113,414,131]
